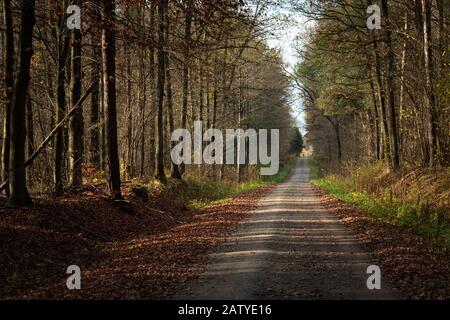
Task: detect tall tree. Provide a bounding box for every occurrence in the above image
[102,0,122,199]
[68,2,84,188]
[380,0,400,170]
[9,0,36,206]
[54,0,70,195]
[89,35,101,170]
[421,0,439,166]
[2,0,14,197]
[180,0,193,176]
[154,0,168,182]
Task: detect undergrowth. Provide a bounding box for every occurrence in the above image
[132,157,298,211]
[312,162,450,248]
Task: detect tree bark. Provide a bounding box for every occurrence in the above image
[9,0,36,206]
[89,35,101,170]
[102,0,122,199]
[166,53,182,180]
[421,0,439,166]
[2,0,14,197]
[154,0,167,183]
[26,95,34,158]
[68,22,83,188]
[180,0,192,176]
[381,0,400,170]
[54,0,70,195]
[125,44,133,179]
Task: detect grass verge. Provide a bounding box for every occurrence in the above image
[183,156,298,210]
[312,174,450,249]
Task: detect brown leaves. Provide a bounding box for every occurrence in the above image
[314,186,450,300]
[0,184,274,299]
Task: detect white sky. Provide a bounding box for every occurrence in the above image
[263,7,311,135]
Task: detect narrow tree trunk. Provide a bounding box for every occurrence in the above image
[125,45,133,179]
[102,0,122,199]
[68,20,83,188]
[218,45,228,182]
[327,117,342,163]
[206,72,211,129]
[381,0,400,170]
[26,95,34,157]
[163,8,181,180]
[89,35,101,170]
[180,1,192,176]
[166,54,181,179]
[398,12,409,160]
[54,2,70,195]
[9,0,36,206]
[369,76,381,161]
[148,2,156,175]
[154,0,167,183]
[139,4,146,177]
[2,0,14,197]
[421,0,439,166]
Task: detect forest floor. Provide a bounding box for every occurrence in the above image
[175,159,449,300]
[1,159,449,299]
[0,181,275,299]
[175,158,401,299]
[315,187,450,299]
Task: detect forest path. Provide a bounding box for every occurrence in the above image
[175,158,401,299]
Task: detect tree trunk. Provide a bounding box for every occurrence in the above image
[397,12,409,163]
[148,2,156,175]
[154,0,167,183]
[381,0,400,170]
[163,8,181,180]
[369,74,381,160]
[139,4,146,177]
[26,95,34,158]
[54,1,70,195]
[68,20,83,188]
[89,35,101,170]
[126,45,133,179]
[102,0,122,199]
[166,54,182,180]
[180,0,192,176]
[2,0,14,197]
[9,0,36,206]
[421,0,439,166]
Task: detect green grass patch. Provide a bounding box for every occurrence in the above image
[307,156,320,180]
[262,156,297,184]
[185,157,298,210]
[312,177,450,248]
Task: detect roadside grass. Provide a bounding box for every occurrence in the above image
[187,157,298,210]
[129,157,299,211]
[307,156,320,180]
[261,156,297,184]
[312,163,450,248]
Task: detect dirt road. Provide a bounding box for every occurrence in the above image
[176,158,401,299]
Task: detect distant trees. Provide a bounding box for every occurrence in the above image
[295,0,449,172]
[8,0,36,205]
[0,0,299,205]
[102,0,122,199]
[2,0,14,197]
[290,128,304,155]
[68,0,83,188]
[54,0,70,196]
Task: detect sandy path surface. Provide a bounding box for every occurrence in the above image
[176,158,401,300]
